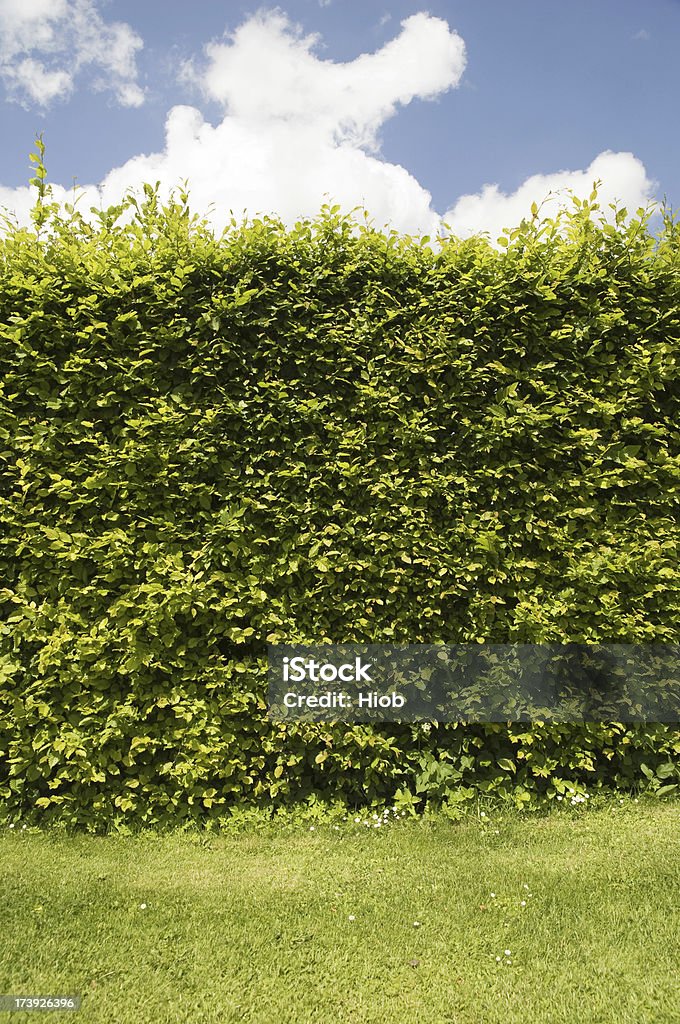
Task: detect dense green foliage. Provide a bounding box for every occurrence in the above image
[1,176,679,826]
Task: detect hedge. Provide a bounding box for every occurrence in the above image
[1,170,679,827]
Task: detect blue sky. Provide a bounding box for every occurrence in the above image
[1,0,678,237]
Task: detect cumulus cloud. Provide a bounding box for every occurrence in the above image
[0,10,658,240]
[164,10,466,235]
[1,11,465,236]
[444,151,656,240]
[0,0,144,107]
[193,10,466,151]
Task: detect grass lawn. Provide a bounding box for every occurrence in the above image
[1,802,678,1024]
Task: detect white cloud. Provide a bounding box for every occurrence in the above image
[0,11,658,241]
[193,11,466,151]
[4,57,73,104]
[0,0,144,107]
[3,11,463,236]
[443,151,656,240]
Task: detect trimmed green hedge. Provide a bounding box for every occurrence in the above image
[1,180,679,826]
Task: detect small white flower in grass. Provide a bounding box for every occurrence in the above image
[523,884,530,890]
[495,956,501,962]
[520,900,526,907]
[480,812,486,818]
[8,823,14,829]
[22,824,27,830]
[505,949,511,957]
[490,893,496,899]
[374,822,381,828]
[413,921,421,928]
[373,813,379,820]
[140,903,147,910]
[557,795,563,801]
[348,915,356,921]
[309,826,315,831]
[354,817,361,823]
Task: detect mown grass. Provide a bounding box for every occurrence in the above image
[1,802,678,1023]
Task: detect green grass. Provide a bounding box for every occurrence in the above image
[1,803,678,1024]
